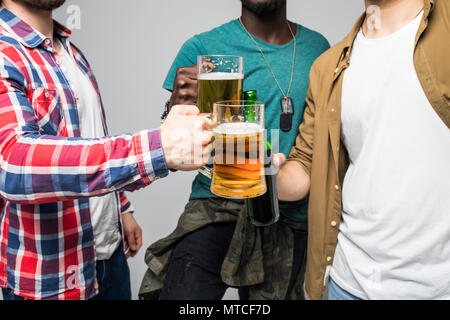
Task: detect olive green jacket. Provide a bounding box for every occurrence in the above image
[288,0,449,300]
[139,198,307,300]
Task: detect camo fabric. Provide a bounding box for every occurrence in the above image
[139,198,307,300]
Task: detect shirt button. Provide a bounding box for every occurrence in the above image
[44,91,49,98]
[327,256,332,262]
[44,38,51,45]
[331,108,335,112]
[334,67,339,74]
[334,184,339,190]
[331,221,337,227]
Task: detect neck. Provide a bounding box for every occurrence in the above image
[362,0,425,38]
[2,0,54,40]
[240,3,296,45]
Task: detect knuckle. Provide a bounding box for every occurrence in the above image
[180,89,194,100]
[176,79,186,88]
[176,67,185,75]
[179,89,187,98]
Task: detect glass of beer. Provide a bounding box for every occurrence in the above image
[197,55,244,114]
[211,100,266,199]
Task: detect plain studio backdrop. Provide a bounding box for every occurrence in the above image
[0,0,364,300]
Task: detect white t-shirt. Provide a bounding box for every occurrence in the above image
[331,11,450,299]
[57,41,121,261]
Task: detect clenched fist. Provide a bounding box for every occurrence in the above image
[168,64,198,110]
[160,105,213,171]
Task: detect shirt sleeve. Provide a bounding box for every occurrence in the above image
[0,54,169,205]
[288,62,320,176]
[119,191,134,214]
[162,36,205,91]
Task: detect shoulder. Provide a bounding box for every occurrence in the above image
[68,41,91,67]
[0,31,29,79]
[195,20,238,41]
[0,34,30,86]
[0,29,26,61]
[174,20,237,60]
[432,0,450,29]
[310,37,349,80]
[184,20,238,50]
[298,24,330,50]
[435,0,449,13]
[302,40,347,98]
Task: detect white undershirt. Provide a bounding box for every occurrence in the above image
[58,41,121,260]
[331,11,450,299]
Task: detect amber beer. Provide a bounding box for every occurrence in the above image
[211,122,266,199]
[197,73,243,114]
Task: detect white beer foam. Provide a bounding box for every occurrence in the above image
[198,72,244,80]
[214,122,263,135]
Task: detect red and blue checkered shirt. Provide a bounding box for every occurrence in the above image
[0,7,168,299]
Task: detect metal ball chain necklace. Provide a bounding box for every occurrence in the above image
[238,17,296,131]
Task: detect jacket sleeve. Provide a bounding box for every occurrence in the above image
[0,54,169,205]
[287,62,319,176]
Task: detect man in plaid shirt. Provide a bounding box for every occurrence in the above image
[0,0,212,300]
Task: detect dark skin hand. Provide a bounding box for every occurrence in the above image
[168,64,198,110]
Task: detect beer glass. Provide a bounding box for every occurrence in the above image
[197,55,244,114]
[211,100,266,199]
[197,55,244,179]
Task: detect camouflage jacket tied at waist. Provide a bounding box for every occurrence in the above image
[138,198,307,300]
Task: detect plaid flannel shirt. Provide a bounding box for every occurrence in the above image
[0,7,168,299]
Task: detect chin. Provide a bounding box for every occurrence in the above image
[241,0,285,15]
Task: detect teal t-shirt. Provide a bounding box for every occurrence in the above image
[164,19,329,222]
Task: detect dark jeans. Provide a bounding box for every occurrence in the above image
[2,242,131,300]
[91,242,131,300]
[159,222,307,300]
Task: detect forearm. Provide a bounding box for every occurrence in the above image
[0,129,169,204]
[277,160,311,202]
[0,54,169,205]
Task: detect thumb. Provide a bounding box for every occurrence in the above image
[272,153,286,168]
[171,105,200,116]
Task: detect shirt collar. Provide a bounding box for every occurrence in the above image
[338,0,435,66]
[0,6,71,49]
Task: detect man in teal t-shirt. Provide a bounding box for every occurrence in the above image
[139,0,329,300]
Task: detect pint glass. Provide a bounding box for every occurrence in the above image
[211,101,266,199]
[197,55,244,114]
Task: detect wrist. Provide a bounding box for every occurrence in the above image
[159,125,178,171]
[136,129,169,181]
[160,100,170,124]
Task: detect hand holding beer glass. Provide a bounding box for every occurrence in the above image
[197,55,244,114]
[211,100,267,199]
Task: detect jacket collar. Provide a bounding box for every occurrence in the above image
[337,0,435,68]
[0,6,71,49]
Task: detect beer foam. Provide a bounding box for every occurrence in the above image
[198,72,244,80]
[214,122,263,135]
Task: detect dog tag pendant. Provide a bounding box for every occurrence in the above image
[280,97,294,132]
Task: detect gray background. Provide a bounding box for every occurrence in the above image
[0,0,365,300]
